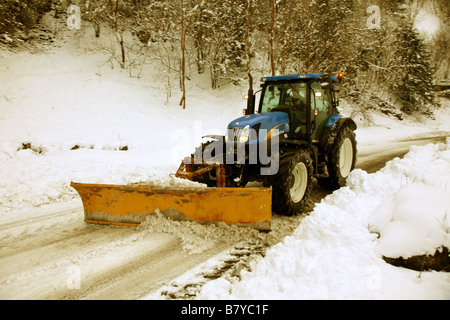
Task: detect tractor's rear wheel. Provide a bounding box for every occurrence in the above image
[270,149,313,216]
[319,126,357,190]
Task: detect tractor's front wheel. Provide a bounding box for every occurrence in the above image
[270,149,313,216]
[319,126,357,190]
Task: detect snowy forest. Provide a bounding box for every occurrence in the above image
[0,0,449,113]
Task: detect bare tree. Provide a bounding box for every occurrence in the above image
[179,0,204,109]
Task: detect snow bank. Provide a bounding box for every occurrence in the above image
[197,140,450,300]
[369,184,450,259]
[0,147,202,214]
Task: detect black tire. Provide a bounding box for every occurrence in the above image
[319,126,357,190]
[270,149,313,216]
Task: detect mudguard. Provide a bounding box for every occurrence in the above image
[320,116,357,155]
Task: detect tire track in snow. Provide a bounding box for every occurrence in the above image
[54,237,234,300]
[0,225,145,299]
[0,205,235,300]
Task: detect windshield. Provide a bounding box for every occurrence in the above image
[260,82,307,113]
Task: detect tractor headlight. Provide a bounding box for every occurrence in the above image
[239,125,250,143]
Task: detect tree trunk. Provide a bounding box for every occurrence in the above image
[195,8,205,74]
[120,33,125,68]
[179,0,204,109]
[93,20,100,38]
[246,0,252,75]
[180,0,187,109]
[269,0,276,76]
[305,33,310,72]
[114,0,125,69]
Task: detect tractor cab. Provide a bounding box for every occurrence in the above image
[257,73,341,142]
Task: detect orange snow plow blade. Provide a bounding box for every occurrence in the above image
[70,182,272,231]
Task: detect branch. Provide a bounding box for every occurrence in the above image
[183,0,205,36]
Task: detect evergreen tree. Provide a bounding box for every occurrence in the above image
[393,21,435,115]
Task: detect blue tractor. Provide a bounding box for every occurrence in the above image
[182,73,357,216]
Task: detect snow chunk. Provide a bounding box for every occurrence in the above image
[140,210,263,254]
[369,184,450,258]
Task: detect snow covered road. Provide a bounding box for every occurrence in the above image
[0,200,231,299]
[356,132,449,173]
[1,135,446,300]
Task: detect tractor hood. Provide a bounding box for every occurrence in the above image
[226,112,289,144]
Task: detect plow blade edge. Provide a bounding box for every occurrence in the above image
[70,182,272,231]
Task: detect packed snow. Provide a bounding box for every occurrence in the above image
[1,32,449,299]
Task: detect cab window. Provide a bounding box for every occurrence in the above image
[260,85,281,113]
[260,82,307,113]
[310,82,333,139]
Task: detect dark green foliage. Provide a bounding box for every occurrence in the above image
[393,21,435,114]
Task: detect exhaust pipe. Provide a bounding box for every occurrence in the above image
[246,73,255,115]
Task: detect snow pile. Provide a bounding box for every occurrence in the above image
[140,210,262,254]
[139,210,300,255]
[0,148,201,214]
[197,140,450,300]
[369,184,450,259]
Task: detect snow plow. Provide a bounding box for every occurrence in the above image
[70,158,272,231]
[71,73,357,232]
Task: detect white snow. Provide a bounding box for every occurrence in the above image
[1,36,450,299]
[197,141,450,300]
[414,9,441,39]
[0,45,243,215]
[369,184,450,259]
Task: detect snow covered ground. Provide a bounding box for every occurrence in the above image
[0,36,449,299]
[197,142,450,299]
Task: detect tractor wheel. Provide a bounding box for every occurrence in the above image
[319,126,357,190]
[270,149,313,216]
